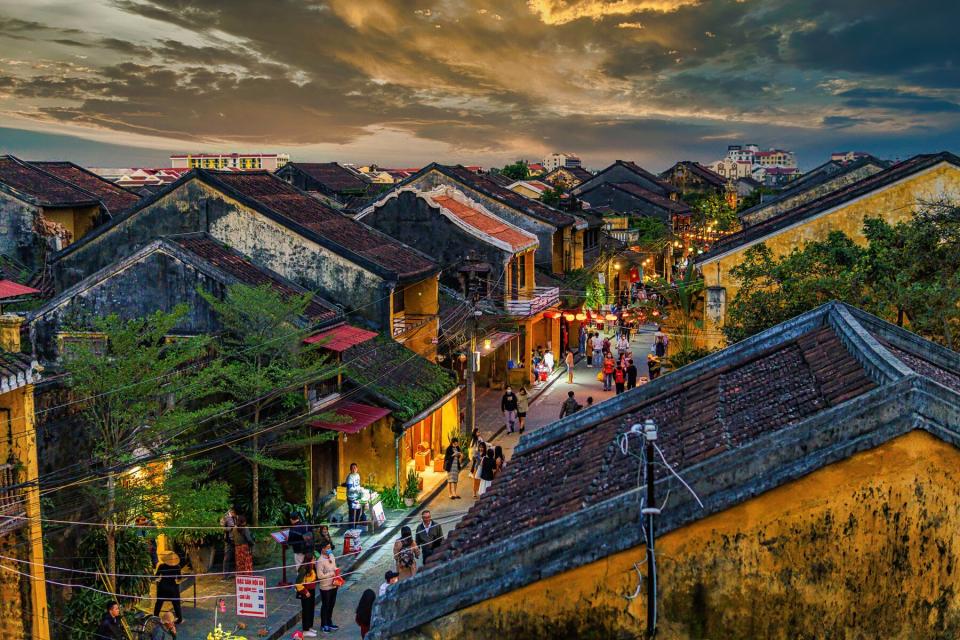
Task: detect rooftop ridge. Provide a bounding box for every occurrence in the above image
[826,302,915,384]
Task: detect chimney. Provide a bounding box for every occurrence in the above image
[0,314,23,353]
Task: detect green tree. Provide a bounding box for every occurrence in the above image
[736,186,778,213]
[647,262,706,361]
[724,232,864,344]
[540,185,565,207]
[201,284,339,525]
[500,160,530,181]
[62,306,221,595]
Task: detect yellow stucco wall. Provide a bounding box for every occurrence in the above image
[338,418,397,490]
[700,162,960,348]
[407,430,960,639]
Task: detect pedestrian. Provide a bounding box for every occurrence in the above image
[316,524,334,554]
[443,438,462,499]
[516,387,529,434]
[494,445,505,476]
[478,448,496,495]
[356,588,376,639]
[316,541,340,633]
[654,334,667,358]
[346,462,364,530]
[415,510,444,564]
[393,525,421,580]
[150,611,177,639]
[219,507,236,579]
[647,354,662,380]
[94,601,124,640]
[470,441,487,498]
[586,396,594,408]
[543,349,554,372]
[379,570,399,596]
[578,324,586,357]
[559,390,581,418]
[602,353,615,391]
[614,364,626,395]
[469,426,481,451]
[617,333,630,360]
[501,386,519,434]
[295,551,318,637]
[565,350,575,384]
[154,551,185,623]
[233,514,255,576]
[287,512,314,568]
[585,333,595,367]
[626,358,638,390]
[602,335,611,356]
[592,333,603,368]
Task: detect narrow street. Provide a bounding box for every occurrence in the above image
[323,325,657,635]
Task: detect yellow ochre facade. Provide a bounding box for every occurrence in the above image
[699,161,960,348]
[404,430,960,639]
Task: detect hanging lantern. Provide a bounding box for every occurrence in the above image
[458,352,467,362]
[544,310,561,319]
[605,313,617,321]
[563,313,575,321]
[652,310,660,317]
[484,338,492,350]
[575,312,587,321]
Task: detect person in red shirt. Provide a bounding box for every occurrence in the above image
[614,364,626,394]
[602,354,615,391]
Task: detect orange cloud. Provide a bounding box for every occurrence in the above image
[528,0,699,25]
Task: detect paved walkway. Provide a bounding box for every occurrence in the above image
[167,326,657,638]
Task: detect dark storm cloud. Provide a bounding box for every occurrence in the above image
[1,0,958,165]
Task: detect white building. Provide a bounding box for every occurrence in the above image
[542,153,582,172]
[170,153,290,171]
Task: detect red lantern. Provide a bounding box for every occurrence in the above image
[575,312,586,321]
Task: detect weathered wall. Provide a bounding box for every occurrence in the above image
[338,418,397,491]
[579,183,673,222]
[404,171,557,269]
[402,430,960,639]
[364,192,511,291]
[53,179,391,330]
[701,163,960,348]
[740,162,886,227]
[0,190,42,272]
[31,249,226,361]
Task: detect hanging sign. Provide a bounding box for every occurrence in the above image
[236,575,267,618]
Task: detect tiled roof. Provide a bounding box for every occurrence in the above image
[0,280,40,299]
[431,193,538,253]
[0,350,38,393]
[283,162,371,193]
[432,322,875,564]
[30,161,140,213]
[700,152,960,261]
[304,324,377,351]
[602,182,692,214]
[310,400,391,434]
[423,165,576,228]
[205,171,439,281]
[342,336,458,421]
[485,172,515,187]
[170,234,340,322]
[663,161,727,188]
[614,160,679,194]
[0,156,99,207]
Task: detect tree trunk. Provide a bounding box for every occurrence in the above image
[106,473,117,596]
[251,422,260,527]
[897,307,904,327]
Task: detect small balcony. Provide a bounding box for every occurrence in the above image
[393,313,436,339]
[0,463,25,535]
[502,286,560,318]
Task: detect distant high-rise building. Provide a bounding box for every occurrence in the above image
[169,152,290,171]
[543,153,582,172]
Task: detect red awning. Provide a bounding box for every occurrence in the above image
[303,324,377,352]
[310,400,391,434]
[0,280,39,300]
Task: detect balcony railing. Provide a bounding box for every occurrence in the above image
[0,463,25,535]
[607,228,640,244]
[393,313,436,339]
[502,286,560,318]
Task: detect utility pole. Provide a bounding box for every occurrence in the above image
[643,418,658,638]
[465,284,480,436]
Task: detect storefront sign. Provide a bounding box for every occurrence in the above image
[236,575,267,618]
[372,499,386,526]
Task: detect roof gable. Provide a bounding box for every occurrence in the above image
[0,156,100,207]
[280,162,371,193]
[30,161,140,214]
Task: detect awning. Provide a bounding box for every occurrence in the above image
[304,324,377,352]
[0,280,39,300]
[310,400,391,434]
[481,331,517,353]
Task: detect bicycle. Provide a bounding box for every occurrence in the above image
[130,612,168,640]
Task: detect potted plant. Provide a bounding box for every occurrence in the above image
[403,469,420,507]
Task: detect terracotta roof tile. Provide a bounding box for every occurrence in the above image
[30,161,140,213]
[0,156,98,207]
[431,194,537,252]
[430,325,875,565]
[283,162,371,193]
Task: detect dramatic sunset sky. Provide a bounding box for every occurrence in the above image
[0,0,957,169]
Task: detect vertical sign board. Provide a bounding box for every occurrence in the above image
[236,575,267,618]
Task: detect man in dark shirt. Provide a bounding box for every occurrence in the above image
[415,510,444,563]
[626,359,638,389]
[287,512,313,567]
[94,602,124,640]
[501,386,518,433]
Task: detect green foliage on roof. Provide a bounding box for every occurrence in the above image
[343,336,457,421]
